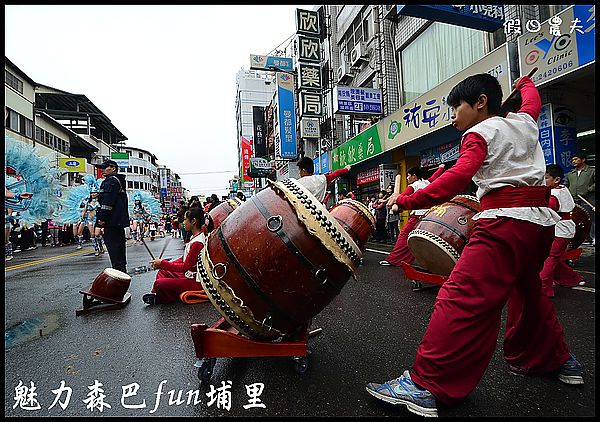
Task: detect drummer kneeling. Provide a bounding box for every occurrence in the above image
[142,208,214,305]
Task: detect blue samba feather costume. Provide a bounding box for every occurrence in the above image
[5,135,61,225]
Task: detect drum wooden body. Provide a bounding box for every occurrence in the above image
[568,204,591,250]
[329,199,376,251]
[407,195,481,276]
[197,179,363,340]
[208,198,242,229]
[85,268,132,303]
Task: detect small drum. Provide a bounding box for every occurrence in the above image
[197,178,363,340]
[80,268,132,303]
[208,198,243,229]
[329,199,376,251]
[407,195,481,276]
[568,204,592,250]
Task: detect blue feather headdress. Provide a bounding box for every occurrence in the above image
[83,174,103,193]
[5,135,62,224]
[128,190,161,217]
[54,184,93,224]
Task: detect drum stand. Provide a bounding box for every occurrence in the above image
[400,261,448,291]
[75,292,132,316]
[190,317,322,382]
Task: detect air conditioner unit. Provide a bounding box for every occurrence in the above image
[383,4,398,21]
[337,60,354,84]
[350,42,368,67]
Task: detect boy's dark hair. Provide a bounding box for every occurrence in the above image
[447,73,503,116]
[297,156,314,174]
[546,164,565,180]
[210,194,219,202]
[407,167,424,179]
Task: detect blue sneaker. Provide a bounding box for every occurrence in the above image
[366,370,438,417]
[557,353,584,385]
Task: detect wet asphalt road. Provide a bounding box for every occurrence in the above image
[4,236,595,417]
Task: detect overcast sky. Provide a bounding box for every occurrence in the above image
[5,4,314,197]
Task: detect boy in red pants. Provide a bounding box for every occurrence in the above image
[540,164,585,297]
[366,73,583,417]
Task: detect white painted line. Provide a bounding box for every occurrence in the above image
[365,248,389,255]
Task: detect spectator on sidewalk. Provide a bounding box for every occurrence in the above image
[565,152,595,246]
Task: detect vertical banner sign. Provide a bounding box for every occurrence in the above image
[537,103,578,174]
[297,35,321,63]
[276,72,297,159]
[379,165,398,191]
[252,106,266,158]
[160,168,168,198]
[241,136,253,181]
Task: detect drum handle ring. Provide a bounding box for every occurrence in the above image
[267,215,283,232]
[212,262,228,280]
[315,268,328,285]
[457,216,468,225]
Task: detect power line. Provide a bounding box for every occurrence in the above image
[178,170,237,176]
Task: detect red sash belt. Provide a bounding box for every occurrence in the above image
[559,212,572,220]
[480,186,550,210]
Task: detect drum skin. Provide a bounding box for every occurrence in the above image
[568,204,591,250]
[208,198,242,229]
[407,195,481,276]
[86,268,131,303]
[329,199,376,251]
[197,179,363,340]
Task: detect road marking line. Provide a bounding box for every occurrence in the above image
[577,270,595,275]
[5,249,93,271]
[365,248,389,255]
[571,286,595,293]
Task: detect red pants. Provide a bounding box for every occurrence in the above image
[539,237,582,297]
[410,217,570,406]
[385,216,419,266]
[151,258,203,304]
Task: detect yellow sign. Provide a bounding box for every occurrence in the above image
[58,157,86,172]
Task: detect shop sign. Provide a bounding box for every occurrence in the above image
[299,91,323,117]
[300,118,320,139]
[396,5,505,32]
[313,151,329,175]
[250,54,294,72]
[111,152,129,169]
[275,72,297,159]
[357,167,380,185]
[517,5,595,87]
[333,86,383,115]
[296,8,320,37]
[248,157,274,178]
[252,106,266,158]
[379,43,512,151]
[58,157,86,172]
[297,35,321,63]
[241,136,253,181]
[331,125,383,170]
[538,103,578,174]
[420,139,460,168]
[298,63,322,90]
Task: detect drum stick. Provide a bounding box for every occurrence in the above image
[500,66,538,110]
[140,237,156,260]
[577,195,595,211]
[158,237,172,259]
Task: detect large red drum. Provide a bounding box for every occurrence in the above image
[329,199,376,251]
[568,204,591,250]
[407,195,481,276]
[196,179,365,340]
[80,268,132,303]
[208,198,242,229]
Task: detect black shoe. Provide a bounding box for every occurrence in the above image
[142,293,157,305]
